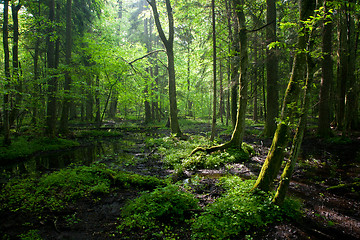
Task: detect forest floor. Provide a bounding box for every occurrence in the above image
[1,120,359,239]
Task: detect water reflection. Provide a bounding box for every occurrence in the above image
[1,139,139,177]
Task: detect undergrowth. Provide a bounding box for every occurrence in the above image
[147,136,254,170]
[191,176,301,239]
[118,184,199,239]
[0,163,164,214]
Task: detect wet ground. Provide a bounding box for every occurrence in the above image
[1,123,359,239]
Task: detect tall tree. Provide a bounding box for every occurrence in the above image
[45,0,57,136]
[253,0,315,193]
[9,2,23,127]
[264,0,279,138]
[210,0,217,141]
[59,0,73,134]
[2,0,11,145]
[147,0,183,137]
[190,0,248,154]
[317,0,333,137]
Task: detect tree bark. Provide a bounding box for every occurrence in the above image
[264,0,279,138]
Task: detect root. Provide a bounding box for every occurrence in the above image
[189,142,234,156]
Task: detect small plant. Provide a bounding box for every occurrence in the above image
[118,184,199,237]
[18,230,42,240]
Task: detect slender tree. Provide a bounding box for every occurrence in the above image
[9,2,22,127]
[147,0,183,137]
[3,0,11,145]
[210,0,217,141]
[45,0,57,136]
[59,0,73,134]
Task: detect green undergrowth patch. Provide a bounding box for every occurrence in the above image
[118,184,199,239]
[0,136,79,161]
[191,176,301,239]
[147,136,254,170]
[0,163,165,214]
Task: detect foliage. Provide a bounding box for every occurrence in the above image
[118,184,199,238]
[0,137,79,161]
[0,163,164,214]
[191,177,301,239]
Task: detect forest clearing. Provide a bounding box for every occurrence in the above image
[1,0,360,239]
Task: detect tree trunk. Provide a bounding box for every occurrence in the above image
[60,0,73,134]
[264,0,279,138]
[317,0,333,137]
[274,28,316,204]
[336,4,347,131]
[148,0,182,137]
[344,1,359,131]
[3,0,11,146]
[210,0,217,141]
[190,0,248,155]
[253,0,315,192]
[9,4,22,127]
[45,0,57,137]
[95,76,101,127]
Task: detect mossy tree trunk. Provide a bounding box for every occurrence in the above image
[274,34,316,204]
[253,0,315,193]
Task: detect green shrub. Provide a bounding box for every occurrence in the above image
[191,177,301,239]
[119,184,199,233]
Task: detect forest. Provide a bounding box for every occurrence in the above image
[0,0,359,239]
